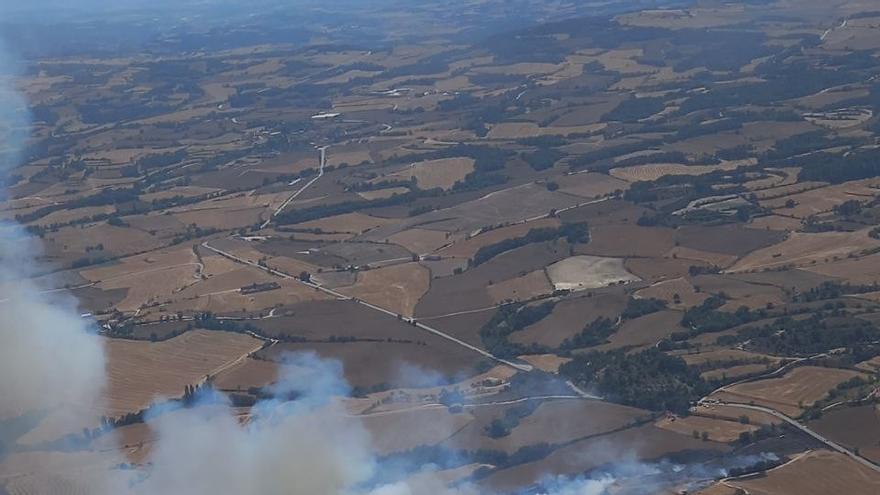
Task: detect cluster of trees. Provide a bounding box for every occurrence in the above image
[673,295,767,339]
[793,281,880,303]
[621,297,666,319]
[479,302,556,357]
[472,222,589,266]
[522,148,564,171]
[560,348,710,414]
[559,316,617,349]
[485,400,543,438]
[718,313,880,356]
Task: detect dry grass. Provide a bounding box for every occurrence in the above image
[747,215,803,231]
[681,349,781,367]
[713,366,865,416]
[486,269,554,304]
[635,277,708,309]
[610,161,742,182]
[103,330,263,416]
[357,187,410,200]
[730,229,880,272]
[440,218,561,259]
[294,212,396,234]
[554,172,628,199]
[546,255,640,290]
[728,449,880,495]
[690,403,783,426]
[655,414,758,443]
[387,228,451,254]
[761,179,880,218]
[665,246,739,268]
[518,354,571,373]
[802,253,880,285]
[487,122,604,139]
[80,246,201,312]
[339,263,430,317]
[384,157,475,190]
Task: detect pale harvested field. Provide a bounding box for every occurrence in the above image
[554,172,628,199]
[439,218,561,259]
[44,224,164,260]
[729,449,880,495]
[691,403,782,426]
[139,186,220,202]
[680,349,781,367]
[487,122,604,139]
[385,157,474,190]
[635,277,708,309]
[339,263,430,317]
[761,179,880,218]
[752,181,827,200]
[470,61,562,76]
[610,162,741,182]
[34,205,116,227]
[655,414,758,443]
[387,228,451,254]
[171,205,264,230]
[664,246,739,269]
[694,484,741,495]
[294,212,396,234]
[171,277,331,315]
[103,330,263,416]
[519,354,571,373]
[856,355,880,373]
[618,7,751,29]
[802,253,880,284]
[546,255,640,290]
[486,269,554,304]
[701,364,776,381]
[730,229,880,272]
[804,108,873,129]
[742,167,800,191]
[713,366,865,417]
[80,247,202,312]
[797,87,871,110]
[357,187,410,200]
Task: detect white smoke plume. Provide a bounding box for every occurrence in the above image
[0,39,107,434]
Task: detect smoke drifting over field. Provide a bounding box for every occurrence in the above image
[0,40,107,439]
[0,45,626,491]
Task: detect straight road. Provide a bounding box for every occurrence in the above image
[200,239,534,372]
[260,145,328,229]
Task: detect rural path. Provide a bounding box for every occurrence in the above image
[354,394,588,418]
[705,400,880,474]
[260,145,328,229]
[200,240,534,372]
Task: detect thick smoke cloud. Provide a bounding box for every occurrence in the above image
[0,39,106,430]
[126,353,480,495]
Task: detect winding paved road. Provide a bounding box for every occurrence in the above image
[705,400,880,474]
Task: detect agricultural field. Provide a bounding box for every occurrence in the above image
[712,367,867,417]
[6,0,880,493]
